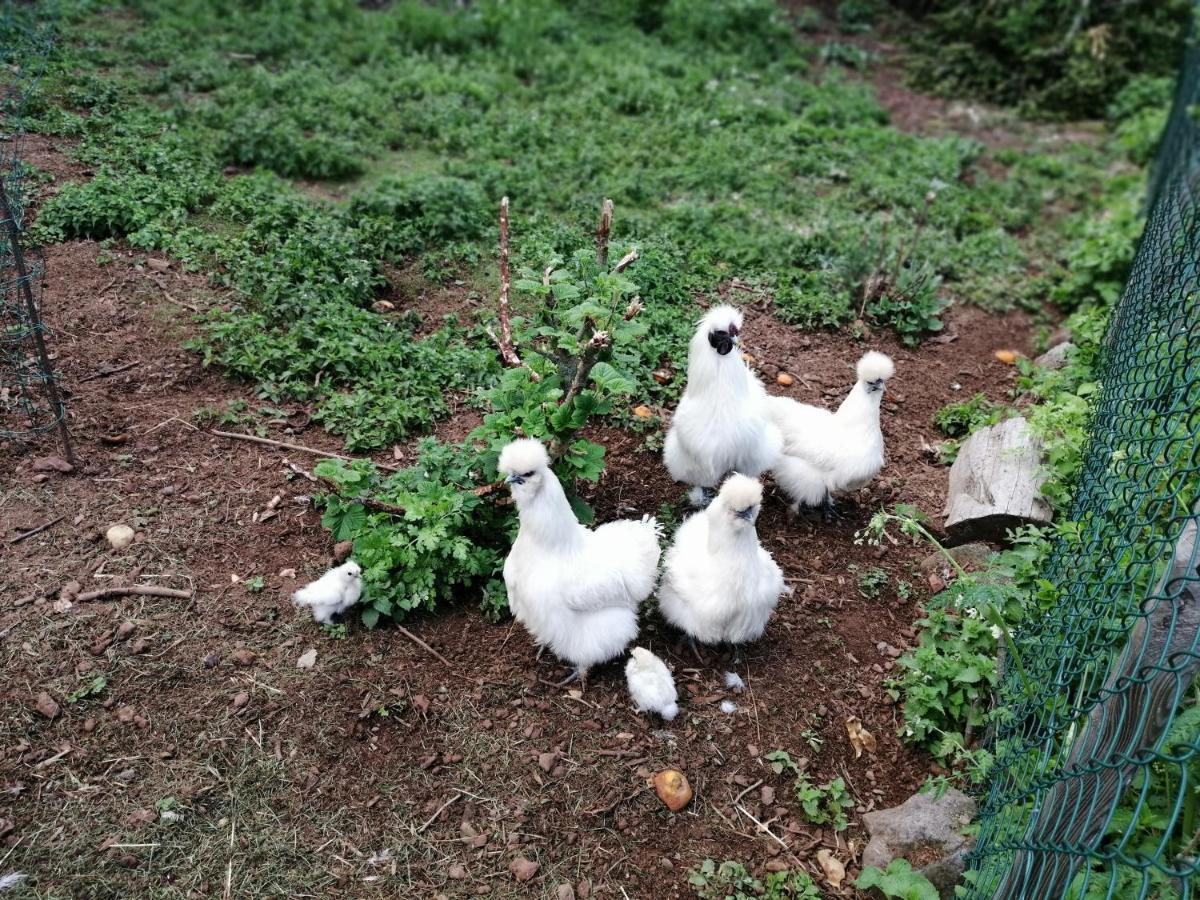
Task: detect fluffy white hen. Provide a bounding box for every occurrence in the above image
[658,474,785,661]
[500,439,661,687]
[767,351,895,520]
[292,560,363,624]
[625,647,679,720]
[664,305,782,506]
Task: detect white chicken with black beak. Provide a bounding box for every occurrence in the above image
[658,474,786,663]
[767,350,895,520]
[664,305,782,506]
[291,560,363,625]
[499,439,662,688]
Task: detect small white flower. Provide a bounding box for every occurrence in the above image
[990,625,1003,640]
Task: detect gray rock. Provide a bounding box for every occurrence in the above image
[863,788,977,899]
[1034,342,1074,371]
[944,417,1052,544]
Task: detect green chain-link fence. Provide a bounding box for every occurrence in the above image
[1,5,72,460]
[967,31,1200,900]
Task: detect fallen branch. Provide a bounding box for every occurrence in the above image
[76,585,193,602]
[79,361,140,383]
[149,274,201,314]
[9,516,64,544]
[396,624,454,668]
[211,430,401,473]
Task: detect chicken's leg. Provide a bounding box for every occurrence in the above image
[821,493,842,523]
[553,666,586,688]
[688,635,706,664]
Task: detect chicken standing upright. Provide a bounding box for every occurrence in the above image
[292,560,363,624]
[658,474,786,662]
[767,351,895,520]
[664,305,782,506]
[499,438,662,687]
[625,647,679,721]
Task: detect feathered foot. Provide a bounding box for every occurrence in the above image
[728,642,744,665]
[688,486,718,508]
[821,494,842,523]
[534,644,546,662]
[553,666,587,689]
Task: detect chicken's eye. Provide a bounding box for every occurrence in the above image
[522,470,535,478]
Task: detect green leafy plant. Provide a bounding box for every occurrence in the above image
[765,749,802,776]
[855,859,940,900]
[855,565,890,600]
[244,575,266,594]
[66,676,108,705]
[688,859,821,900]
[934,393,1004,439]
[794,775,854,831]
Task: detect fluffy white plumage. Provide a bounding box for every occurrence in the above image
[658,474,785,648]
[499,439,662,683]
[767,351,895,515]
[664,305,782,502]
[292,560,363,624]
[625,647,679,720]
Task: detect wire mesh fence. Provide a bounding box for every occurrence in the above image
[968,34,1200,900]
[0,4,72,461]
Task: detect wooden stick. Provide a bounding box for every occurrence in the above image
[76,585,193,602]
[596,198,613,268]
[493,197,523,369]
[396,624,454,668]
[79,361,140,383]
[9,516,64,544]
[149,274,201,313]
[211,430,401,473]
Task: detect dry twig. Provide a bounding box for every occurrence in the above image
[9,516,63,544]
[76,585,193,602]
[212,430,401,473]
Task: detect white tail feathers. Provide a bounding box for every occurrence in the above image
[661,702,679,721]
[856,351,895,384]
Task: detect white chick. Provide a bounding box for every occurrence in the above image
[658,474,785,662]
[292,560,363,625]
[499,439,661,687]
[767,351,895,520]
[625,647,679,721]
[664,305,783,506]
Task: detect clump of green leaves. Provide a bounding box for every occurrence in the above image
[855,859,940,900]
[688,859,820,900]
[66,676,108,705]
[933,393,1004,439]
[855,565,890,600]
[794,774,855,831]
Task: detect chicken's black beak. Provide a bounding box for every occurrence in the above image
[505,474,525,485]
[709,330,735,356]
[736,506,757,521]
[867,378,885,393]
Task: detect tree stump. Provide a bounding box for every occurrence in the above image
[944,417,1052,544]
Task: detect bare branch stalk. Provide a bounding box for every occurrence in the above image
[76,585,193,602]
[548,329,612,461]
[492,197,523,369]
[596,198,613,268]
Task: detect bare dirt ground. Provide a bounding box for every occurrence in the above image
[2,74,1045,900]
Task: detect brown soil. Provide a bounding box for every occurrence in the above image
[1,79,1034,900]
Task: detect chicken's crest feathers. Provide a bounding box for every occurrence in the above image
[856,351,894,384]
[498,438,550,475]
[699,304,743,334]
[719,474,763,510]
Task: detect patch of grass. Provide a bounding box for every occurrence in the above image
[20,0,1121,452]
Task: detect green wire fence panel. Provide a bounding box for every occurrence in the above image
[967,36,1200,900]
[0,5,71,454]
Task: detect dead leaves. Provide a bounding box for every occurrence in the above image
[816,849,845,890]
[845,716,877,759]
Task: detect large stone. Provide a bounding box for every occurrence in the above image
[944,417,1052,544]
[862,788,976,899]
[1034,342,1074,371]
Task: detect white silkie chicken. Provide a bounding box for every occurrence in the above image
[767,351,895,520]
[664,305,783,506]
[658,474,786,662]
[292,560,363,624]
[625,647,679,721]
[499,439,662,687]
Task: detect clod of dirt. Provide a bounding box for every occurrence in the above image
[816,849,845,889]
[32,456,74,473]
[105,525,135,551]
[146,258,170,272]
[126,809,157,827]
[509,856,539,883]
[116,706,136,724]
[296,648,317,669]
[447,864,467,880]
[60,580,81,600]
[82,717,97,733]
[232,692,250,710]
[128,638,150,655]
[332,541,354,564]
[653,769,693,812]
[556,884,576,900]
[537,752,557,773]
[776,372,794,386]
[115,622,136,641]
[203,653,221,669]
[231,649,256,667]
[34,692,60,720]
